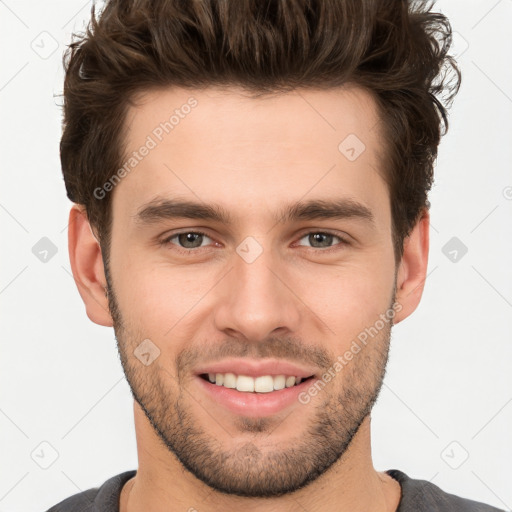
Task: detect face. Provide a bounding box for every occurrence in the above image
[102,85,401,497]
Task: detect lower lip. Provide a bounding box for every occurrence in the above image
[195,375,314,417]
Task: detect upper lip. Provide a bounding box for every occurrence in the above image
[194,358,319,379]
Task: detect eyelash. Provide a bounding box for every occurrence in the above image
[159,230,350,255]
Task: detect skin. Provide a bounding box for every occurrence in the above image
[68,85,429,512]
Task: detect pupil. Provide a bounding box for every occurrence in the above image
[310,233,332,248]
[179,233,202,248]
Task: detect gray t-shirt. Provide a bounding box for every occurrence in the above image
[45,468,504,511]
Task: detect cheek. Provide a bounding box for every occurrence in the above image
[113,258,220,336]
[289,258,395,346]
[111,233,396,351]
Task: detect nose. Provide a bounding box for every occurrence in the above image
[213,245,302,342]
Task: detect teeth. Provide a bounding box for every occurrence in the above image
[223,372,237,388]
[204,373,307,392]
[285,376,296,387]
[254,376,274,393]
[273,375,286,390]
[236,375,254,392]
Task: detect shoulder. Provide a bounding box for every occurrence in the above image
[44,470,136,512]
[387,469,505,512]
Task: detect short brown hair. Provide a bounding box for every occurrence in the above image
[60,0,460,263]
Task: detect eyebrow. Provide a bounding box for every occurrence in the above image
[133,196,374,227]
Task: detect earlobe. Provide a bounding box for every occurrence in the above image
[68,204,113,327]
[393,209,430,324]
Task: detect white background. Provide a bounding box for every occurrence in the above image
[1,1,511,510]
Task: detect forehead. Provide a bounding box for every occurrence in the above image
[112,85,389,228]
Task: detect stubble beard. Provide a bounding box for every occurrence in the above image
[105,267,393,498]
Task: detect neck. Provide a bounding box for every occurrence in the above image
[120,402,401,512]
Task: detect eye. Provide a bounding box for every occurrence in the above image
[296,232,348,250]
[160,230,349,254]
[162,231,214,250]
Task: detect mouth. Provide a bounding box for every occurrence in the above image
[195,371,318,418]
[198,372,316,393]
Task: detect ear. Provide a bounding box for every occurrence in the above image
[393,209,430,324]
[68,204,113,327]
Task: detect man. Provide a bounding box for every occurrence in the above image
[47,0,501,510]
